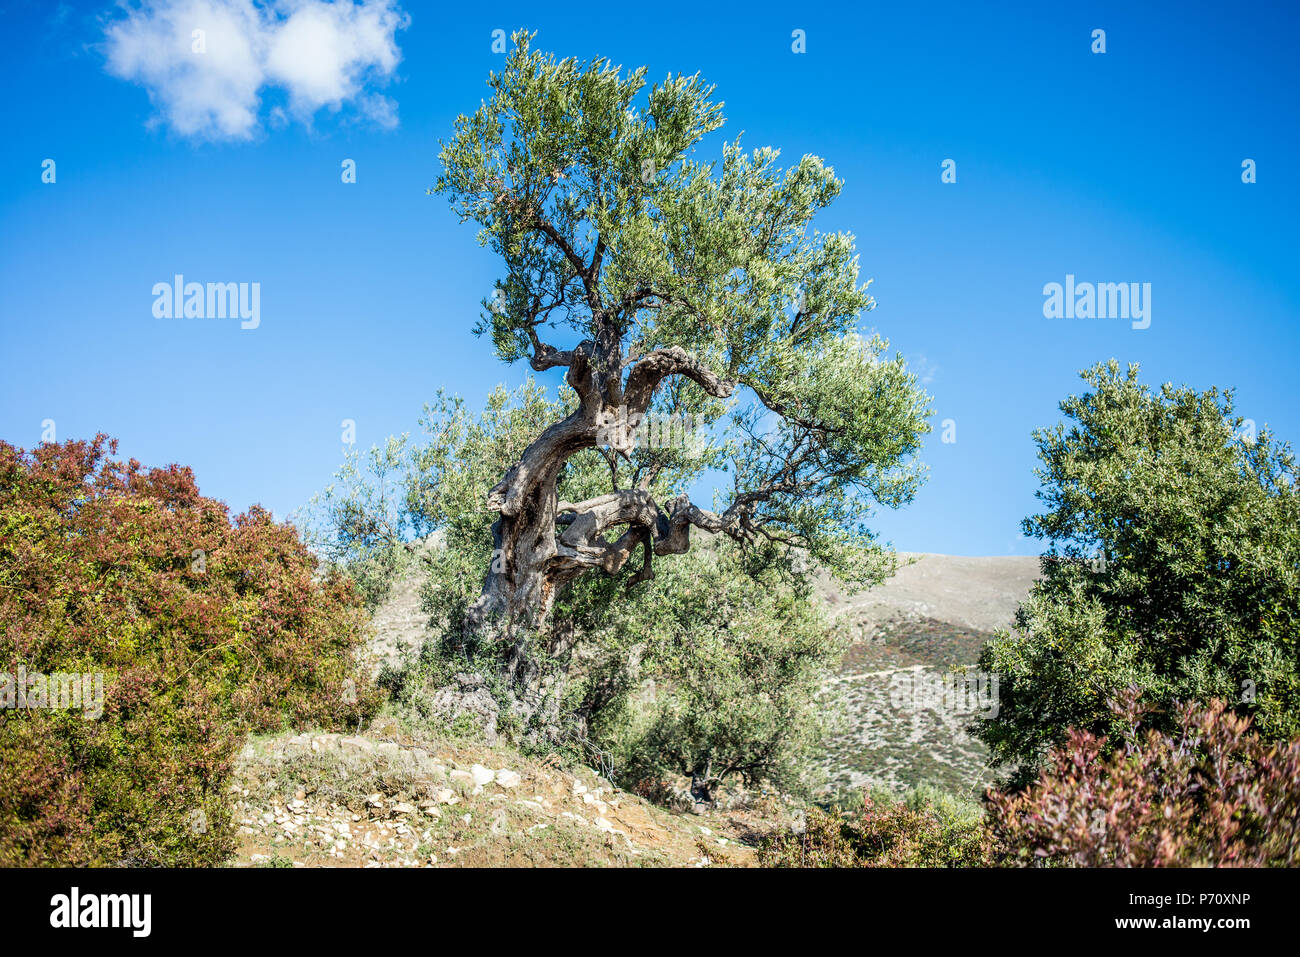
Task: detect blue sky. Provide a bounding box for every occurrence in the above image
[1,0,1297,556]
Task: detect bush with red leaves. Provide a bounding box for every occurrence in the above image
[0,435,380,865]
[988,691,1300,867]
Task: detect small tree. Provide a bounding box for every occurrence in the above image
[297,436,415,610]
[434,33,930,715]
[975,361,1300,782]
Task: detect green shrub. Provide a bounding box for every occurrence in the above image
[296,437,414,611]
[575,543,845,801]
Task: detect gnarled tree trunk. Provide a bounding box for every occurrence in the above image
[461,335,738,731]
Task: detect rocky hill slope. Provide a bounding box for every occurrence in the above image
[817,553,1039,798]
[228,728,798,868]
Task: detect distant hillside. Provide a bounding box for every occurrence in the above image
[819,552,1040,634]
[816,554,1040,799]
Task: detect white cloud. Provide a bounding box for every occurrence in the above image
[104,0,408,140]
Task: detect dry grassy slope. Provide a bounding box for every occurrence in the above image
[228,730,798,868]
[819,552,1040,634]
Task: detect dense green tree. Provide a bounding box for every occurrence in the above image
[975,361,1300,784]
[431,33,931,715]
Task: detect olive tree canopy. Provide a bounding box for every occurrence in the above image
[432,33,931,690]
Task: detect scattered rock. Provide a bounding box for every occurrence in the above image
[495,769,521,788]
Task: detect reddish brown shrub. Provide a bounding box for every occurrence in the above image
[0,435,380,865]
[988,691,1300,866]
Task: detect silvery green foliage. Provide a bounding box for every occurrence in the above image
[976,361,1300,784]
[564,542,844,798]
[433,32,931,590]
[296,435,414,609]
[323,384,844,785]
